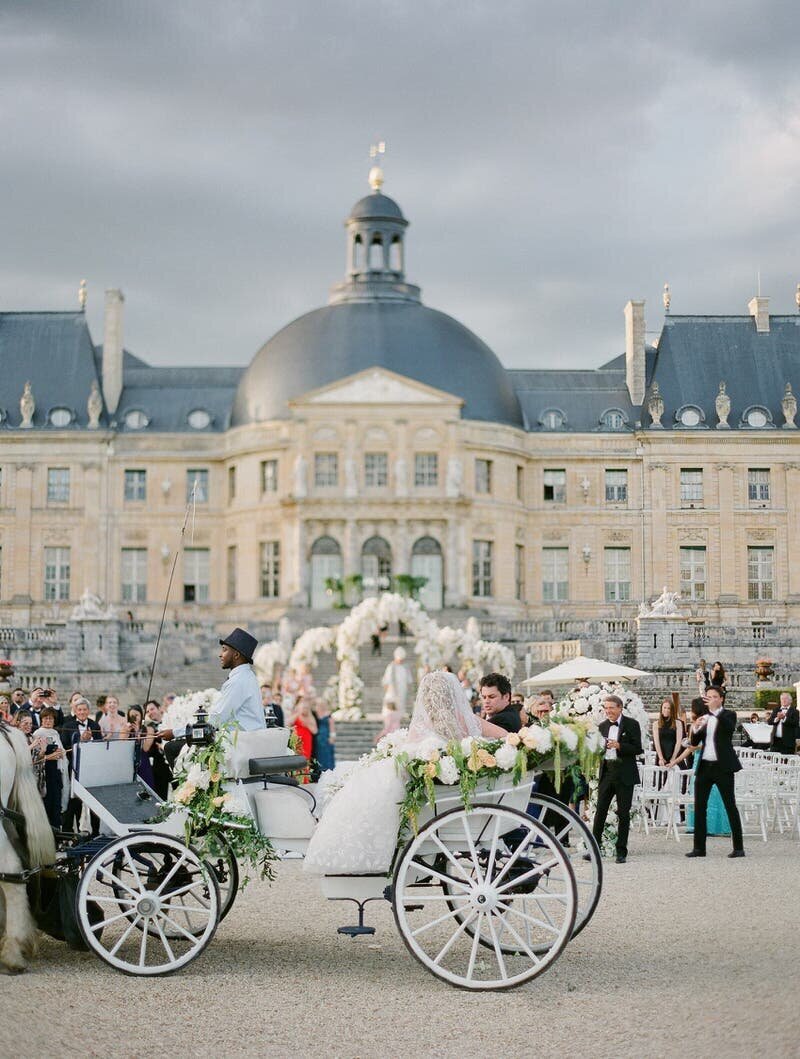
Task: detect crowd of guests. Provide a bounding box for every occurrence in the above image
[261,666,336,781]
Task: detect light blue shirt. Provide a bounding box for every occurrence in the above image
[209,663,266,731]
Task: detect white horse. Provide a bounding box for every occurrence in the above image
[0,722,56,973]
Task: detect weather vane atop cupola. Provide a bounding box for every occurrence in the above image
[368,140,386,192]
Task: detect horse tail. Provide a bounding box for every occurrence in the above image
[6,727,56,868]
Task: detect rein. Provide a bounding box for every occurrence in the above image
[0,722,39,884]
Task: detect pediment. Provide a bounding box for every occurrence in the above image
[295,367,462,407]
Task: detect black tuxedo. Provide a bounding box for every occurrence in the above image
[769,704,799,755]
[487,705,522,734]
[592,714,642,858]
[61,716,102,755]
[60,717,102,834]
[689,708,744,853]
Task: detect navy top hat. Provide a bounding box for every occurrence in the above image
[219,627,258,664]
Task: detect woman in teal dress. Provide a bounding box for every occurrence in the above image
[676,698,731,836]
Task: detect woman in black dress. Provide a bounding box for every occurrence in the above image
[710,661,726,691]
[652,699,684,770]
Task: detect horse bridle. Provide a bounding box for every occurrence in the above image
[0,721,38,884]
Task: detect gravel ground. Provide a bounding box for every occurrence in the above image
[2,832,799,1059]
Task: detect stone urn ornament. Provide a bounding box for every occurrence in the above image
[782,383,797,429]
[647,382,664,428]
[754,657,774,682]
[715,381,731,429]
[19,380,35,428]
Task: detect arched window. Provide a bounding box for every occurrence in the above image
[540,409,565,430]
[124,409,149,430]
[311,535,342,557]
[390,235,403,272]
[600,408,627,431]
[741,405,773,429]
[49,407,73,427]
[310,536,343,608]
[368,234,384,270]
[675,405,704,428]
[352,234,363,272]
[411,537,443,610]
[361,535,392,590]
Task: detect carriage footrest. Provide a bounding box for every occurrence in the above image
[248,754,309,776]
[63,836,117,862]
[337,924,376,937]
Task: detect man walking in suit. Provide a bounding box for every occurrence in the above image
[591,694,642,863]
[686,686,745,858]
[768,693,798,755]
[61,696,102,833]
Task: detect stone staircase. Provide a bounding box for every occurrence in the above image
[333,720,384,761]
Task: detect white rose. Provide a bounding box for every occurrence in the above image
[572,699,588,715]
[413,736,445,761]
[557,726,579,752]
[526,726,553,753]
[438,755,460,785]
[494,743,517,771]
[460,736,476,755]
[186,763,212,790]
[586,728,605,753]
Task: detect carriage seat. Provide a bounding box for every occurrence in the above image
[248,754,309,777]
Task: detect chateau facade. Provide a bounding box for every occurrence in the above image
[2,171,800,631]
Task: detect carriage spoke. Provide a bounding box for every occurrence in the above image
[494,857,560,894]
[153,850,189,895]
[401,893,470,903]
[162,879,211,904]
[497,900,562,934]
[411,904,472,938]
[90,909,133,931]
[431,908,478,965]
[109,914,143,956]
[465,912,484,981]
[491,906,541,964]
[486,911,509,981]
[90,894,137,907]
[161,901,212,917]
[123,847,145,892]
[161,913,204,943]
[138,922,150,967]
[460,817,484,884]
[484,815,503,884]
[410,859,472,891]
[491,830,534,887]
[99,867,140,900]
[154,918,176,963]
[430,834,475,884]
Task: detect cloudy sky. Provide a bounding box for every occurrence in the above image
[2,1,798,370]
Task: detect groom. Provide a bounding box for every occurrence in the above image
[591,694,642,864]
[686,686,744,859]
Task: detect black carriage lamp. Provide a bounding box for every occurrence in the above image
[186,704,216,747]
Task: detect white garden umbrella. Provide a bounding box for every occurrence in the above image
[520,655,650,688]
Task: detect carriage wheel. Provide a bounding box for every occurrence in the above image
[392,803,577,991]
[76,833,220,976]
[440,794,602,955]
[111,832,238,939]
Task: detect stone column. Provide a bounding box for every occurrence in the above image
[289,519,307,606]
[445,518,460,606]
[648,465,668,596]
[395,520,409,575]
[394,420,408,497]
[716,464,737,604]
[786,466,800,602]
[344,519,359,576]
[11,465,34,604]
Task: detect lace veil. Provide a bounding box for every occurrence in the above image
[408,671,481,743]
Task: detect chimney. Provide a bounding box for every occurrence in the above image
[748,294,770,333]
[102,288,124,414]
[624,299,646,405]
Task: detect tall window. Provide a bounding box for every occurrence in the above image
[472,540,493,597]
[415,453,438,487]
[680,546,706,601]
[515,544,525,601]
[748,469,770,505]
[543,469,566,503]
[475,458,492,495]
[680,468,703,507]
[227,545,237,602]
[748,546,774,601]
[260,459,278,494]
[228,465,237,502]
[364,452,388,487]
[44,547,71,601]
[183,548,210,602]
[121,548,147,603]
[314,453,338,487]
[516,465,524,502]
[604,547,631,602]
[47,468,70,503]
[605,469,628,503]
[260,541,281,598]
[124,469,146,502]
[542,547,569,601]
[187,469,209,503]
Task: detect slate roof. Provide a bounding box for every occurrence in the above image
[118,365,242,433]
[645,315,800,429]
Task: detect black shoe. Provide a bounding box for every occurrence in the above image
[728,849,745,858]
[685,850,706,858]
[615,855,627,864]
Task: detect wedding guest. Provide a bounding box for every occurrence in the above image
[479,673,521,734]
[591,694,643,864]
[9,687,29,714]
[95,694,107,720]
[290,696,317,782]
[511,691,525,708]
[378,647,411,740]
[33,707,68,827]
[674,699,730,839]
[141,701,172,798]
[0,696,10,721]
[695,658,710,693]
[709,661,726,691]
[525,696,552,725]
[261,683,285,727]
[61,697,102,833]
[653,699,684,771]
[769,693,799,755]
[99,693,127,738]
[686,686,744,859]
[312,697,336,777]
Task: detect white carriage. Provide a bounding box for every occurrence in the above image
[66,729,602,990]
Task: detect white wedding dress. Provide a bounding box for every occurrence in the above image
[303,672,481,875]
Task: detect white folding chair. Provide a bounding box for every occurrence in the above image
[637,764,675,835]
[735,768,770,842]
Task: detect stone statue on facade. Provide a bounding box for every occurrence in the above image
[70,588,116,620]
[394,456,408,497]
[292,454,308,498]
[642,586,683,617]
[445,457,463,498]
[782,382,797,429]
[87,379,103,429]
[344,457,358,498]
[19,381,35,428]
[715,381,731,429]
[647,382,664,428]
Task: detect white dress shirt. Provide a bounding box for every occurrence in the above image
[776,709,787,738]
[605,720,620,760]
[209,663,266,732]
[702,709,721,761]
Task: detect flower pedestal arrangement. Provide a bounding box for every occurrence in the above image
[0,660,14,693]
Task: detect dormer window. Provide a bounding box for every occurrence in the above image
[49,407,73,427]
[187,409,212,430]
[676,405,704,428]
[540,409,566,430]
[124,409,149,430]
[742,405,772,429]
[600,408,627,431]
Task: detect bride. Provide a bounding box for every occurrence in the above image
[304,670,508,875]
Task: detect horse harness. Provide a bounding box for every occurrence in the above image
[0,723,39,884]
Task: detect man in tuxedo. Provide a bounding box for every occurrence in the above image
[479,673,521,734]
[768,693,798,755]
[591,694,642,863]
[61,696,102,833]
[686,686,744,859]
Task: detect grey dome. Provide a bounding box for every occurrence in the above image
[232,300,523,427]
[349,192,406,222]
